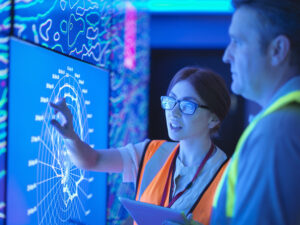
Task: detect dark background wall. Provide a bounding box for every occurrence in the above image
[147,13,251,157]
[149,48,245,157]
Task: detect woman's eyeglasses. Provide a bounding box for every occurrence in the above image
[160,96,209,115]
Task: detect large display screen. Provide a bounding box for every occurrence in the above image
[7,37,109,225]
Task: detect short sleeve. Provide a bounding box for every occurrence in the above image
[118,139,150,183]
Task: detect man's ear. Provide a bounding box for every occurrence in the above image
[208,114,220,129]
[269,35,290,66]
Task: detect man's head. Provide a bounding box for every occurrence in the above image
[233,0,300,66]
[223,0,300,106]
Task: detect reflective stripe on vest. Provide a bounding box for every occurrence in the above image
[213,90,300,218]
[136,140,178,202]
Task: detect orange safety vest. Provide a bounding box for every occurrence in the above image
[135,140,228,225]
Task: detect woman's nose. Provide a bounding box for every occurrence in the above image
[171,103,181,117]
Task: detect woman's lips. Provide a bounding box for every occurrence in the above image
[170,122,182,131]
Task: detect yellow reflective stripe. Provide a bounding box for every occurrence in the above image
[225,111,263,216]
[263,91,300,116]
[221,91,300,218]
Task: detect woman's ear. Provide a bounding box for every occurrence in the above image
[208,114,220,129]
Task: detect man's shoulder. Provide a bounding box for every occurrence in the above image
[244,103,300,156]
[256,103,300,134]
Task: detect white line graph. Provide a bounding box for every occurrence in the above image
[28,66,95,225]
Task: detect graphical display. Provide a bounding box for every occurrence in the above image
[4,0,150,224]
[13,0,112,67]
[7,37,109,225]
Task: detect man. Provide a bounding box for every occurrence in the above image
[210,0,300,224]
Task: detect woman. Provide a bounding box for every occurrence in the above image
[50,66,231,225]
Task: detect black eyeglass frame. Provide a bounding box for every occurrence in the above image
[160,96,209,115]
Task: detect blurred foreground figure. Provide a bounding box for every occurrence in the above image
[211,0,300,224]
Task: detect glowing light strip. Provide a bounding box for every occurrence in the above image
[124,1,137,70]
[133,0,233,13]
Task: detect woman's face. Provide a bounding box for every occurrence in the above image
[165,80,214,142]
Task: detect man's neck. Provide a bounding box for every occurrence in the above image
[261,74,296,108]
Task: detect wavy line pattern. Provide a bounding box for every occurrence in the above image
[106,1,150,224]
[0,0,10,220]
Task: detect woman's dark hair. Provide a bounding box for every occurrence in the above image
[167,66,231,133]
[232,0,300,71]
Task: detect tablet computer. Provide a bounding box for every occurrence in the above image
[119,197,185,225]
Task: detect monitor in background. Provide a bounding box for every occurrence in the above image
[7,37,109,225]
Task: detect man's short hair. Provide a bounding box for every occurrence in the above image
[232,0,300,70]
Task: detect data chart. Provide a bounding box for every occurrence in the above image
[7,37,109,225]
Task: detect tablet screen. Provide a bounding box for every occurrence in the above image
[119,197,185,225]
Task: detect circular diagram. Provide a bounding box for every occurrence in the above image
[36,67,92,224]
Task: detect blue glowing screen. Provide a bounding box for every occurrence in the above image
[7,37,109,225]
